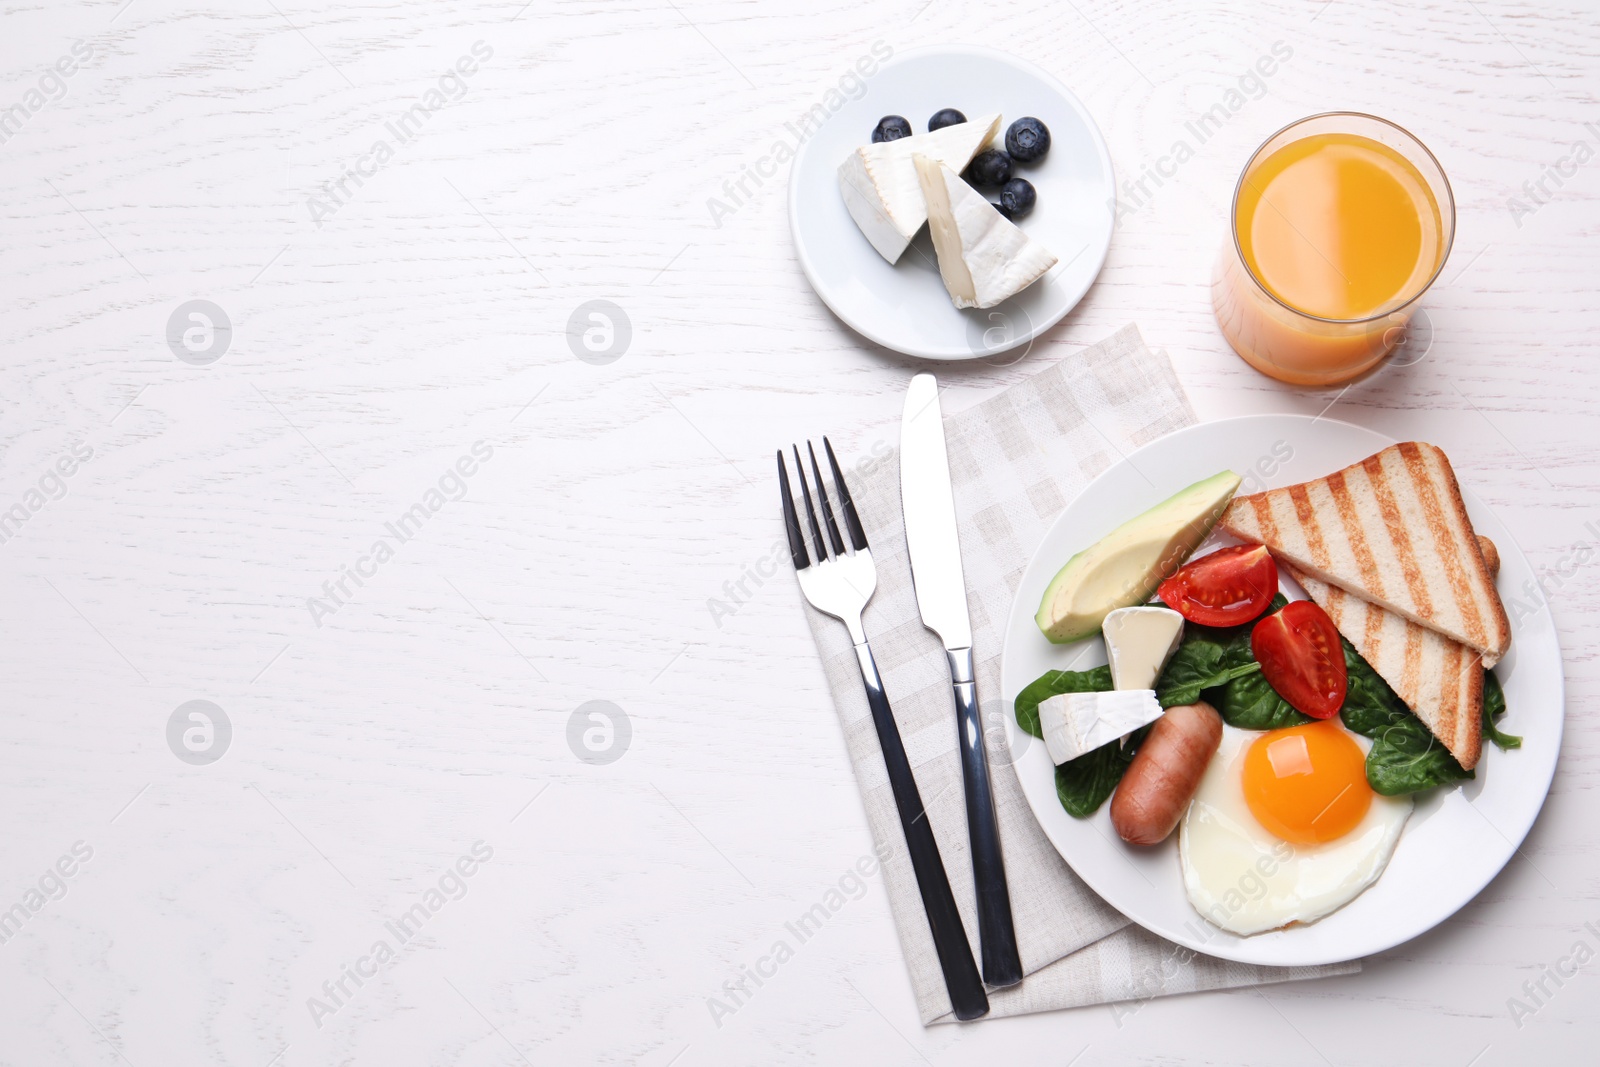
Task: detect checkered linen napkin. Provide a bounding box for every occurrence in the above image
[799,325,1359,1024]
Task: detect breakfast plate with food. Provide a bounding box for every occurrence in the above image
[1001,414,1563,967]
[788,45,1115,360]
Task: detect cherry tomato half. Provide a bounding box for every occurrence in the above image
[1251,600,1348,719]
[1157,544,1279,628]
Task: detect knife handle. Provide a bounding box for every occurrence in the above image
[947,648,1023,988]
[852,639,989,1021]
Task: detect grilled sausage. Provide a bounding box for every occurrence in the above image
[1111,701,1223,845]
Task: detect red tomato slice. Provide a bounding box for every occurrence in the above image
[1157,545,1279,628]
[1251,601,1349,719]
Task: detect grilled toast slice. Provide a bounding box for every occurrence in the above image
[1288,565,1484,770]
[1220,442,1510,667]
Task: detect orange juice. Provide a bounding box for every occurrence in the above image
[1238,133,1443,320]
[1213,115,1454,386]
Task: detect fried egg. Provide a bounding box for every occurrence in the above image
[1179,720,1412,936]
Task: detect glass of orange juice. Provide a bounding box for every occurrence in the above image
[1212,113,1455,386]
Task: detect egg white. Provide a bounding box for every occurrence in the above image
[1179,724,1412,936]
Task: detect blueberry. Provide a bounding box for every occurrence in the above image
[966,149,1013,188]
[992,202,1014,221]
[999,178,1037,220]
[1005,117,1051,163]
[928,108,967,131]
[871,115,913,143]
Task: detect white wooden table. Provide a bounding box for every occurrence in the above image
[1,1,1595,1063]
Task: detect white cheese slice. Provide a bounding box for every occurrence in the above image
[1102,606,1186,691]
[1038,689,1164,766]
[837,114,1001,263]
[912,154,1058,309]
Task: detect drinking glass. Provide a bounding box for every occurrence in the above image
[1212,112,1455,387]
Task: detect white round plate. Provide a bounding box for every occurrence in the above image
[1000,414,1564,967]
[787,45,1114,361]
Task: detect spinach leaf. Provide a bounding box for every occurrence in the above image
[1483,669,1520,750]
[1153,594,1284,710]
[1055,723,1154,817]
[1155,629,1261,708]
[1216,671,1314,730]
[1014,664,1112,738]
[1338,638,1472,795]
[1182,594,1309,730]
[1217,594,1289,668]
[1362,718,1474,795]
[1015,663,1149,817]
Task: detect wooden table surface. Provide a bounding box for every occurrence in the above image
[2,0,1596,1063]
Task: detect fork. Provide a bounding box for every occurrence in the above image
[779,439,989,1022]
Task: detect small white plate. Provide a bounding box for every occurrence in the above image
[787,45,1114,361]
[1000,415,1564,966]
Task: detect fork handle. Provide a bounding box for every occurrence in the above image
[852,639,989,1021]
[947,647,1023,988]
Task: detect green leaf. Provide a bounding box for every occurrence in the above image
[1015,662,1151,817]
[1014,664,1112,738]
[1154,628,1262,708]
[1220,593,1290,665]
[1216,671,1313,730]
[1338,637,1473,795]
[1192,594,1309,730]
[1483,669,1521,750]
[1055,723,1153,817]
[1015,662,1140,818]
[1362,717,1474,795]
[1153,595,1284,710]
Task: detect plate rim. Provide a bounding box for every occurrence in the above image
[999,412,1565,966]
[785,43,1116,361]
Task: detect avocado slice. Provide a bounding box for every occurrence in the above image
[1036,470,1243,643]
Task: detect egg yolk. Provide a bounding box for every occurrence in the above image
[1242,721,1373,844]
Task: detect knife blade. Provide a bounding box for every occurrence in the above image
[899,372,1023,988]
[900,374,972,650]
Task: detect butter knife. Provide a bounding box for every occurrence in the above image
[899,373,1023,988]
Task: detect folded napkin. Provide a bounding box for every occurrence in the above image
[799,325,1359,1024]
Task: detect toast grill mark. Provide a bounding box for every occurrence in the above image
[1461,650,1485,732]
[1404,443,1483,648]
[1399,612,1421,707]
[1360,452,1436,620]
[1356,585,1382,652]
[1327,469,1384,602]
[1405,443,1488,651]
[1442,640,1463,740]
[1287,484,1330,571]
[1248,494,1280,548]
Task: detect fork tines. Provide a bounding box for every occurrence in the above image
[823,438,869,553]
[777,436,870,571]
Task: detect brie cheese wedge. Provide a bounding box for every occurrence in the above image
[1102,606,1186,691]
[1037,689,1164,766]
[837,114,1000,263]
[912,155,1058,309]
